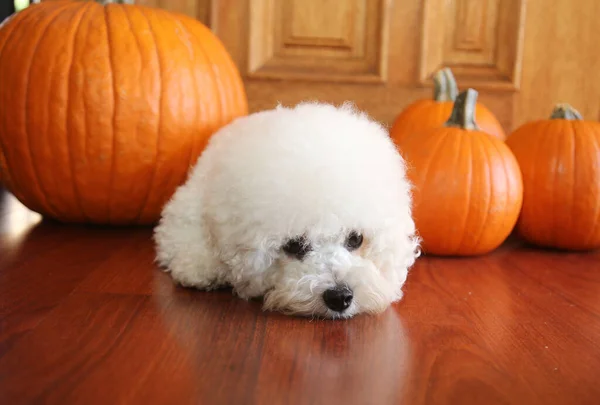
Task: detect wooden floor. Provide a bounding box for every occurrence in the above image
[1,188,599,405]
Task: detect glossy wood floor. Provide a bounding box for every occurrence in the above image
[1,188,599,405]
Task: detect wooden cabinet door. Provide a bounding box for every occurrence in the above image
[141,0,600,133]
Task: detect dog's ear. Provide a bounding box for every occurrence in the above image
[227,242,276,279]
[222,246,276,299]
[368,224,420,284]
[246,248,275,273]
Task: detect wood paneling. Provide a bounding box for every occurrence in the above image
[420,0,525,91]
[133,0,598,134]
[246,0,390,83]
[453,0,487,51]
[1,188,600,404]
[210,0,515,131]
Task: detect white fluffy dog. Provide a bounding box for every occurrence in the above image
[154,102,420,319]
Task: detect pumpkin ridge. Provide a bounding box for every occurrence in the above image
[104,4,118,224]
[471,133,493,252]
[177,14,249,187]
[200,17,243,119]
[583,123,600,246]
[569,119,577,238]
[134,6,164,222]
[487,136,517,249]
[446,130,464,253]
[176,17,213,164]
[427,132,458,253]
[0,0,45,57]
[171,17,201,179]
[411,130,450,199]
[180,17,225,129]
[454,130,473,253]
[522,122,547,242]
[196,12,247,117]
[0,6,42,194]
[23,3,79,218]
[409,130,451,252]
[65,2,95,222]
[167,14,214,207]
[120,5,159,224]
[118,5,143,175]
[550,120,566,245]
[79,4,95,186]
[0,3,65,208]
[45,2,89,221]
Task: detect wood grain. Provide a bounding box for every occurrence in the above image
[453,0,487,51]
[420,0,525,91]
[1,187,600,405]
[245,0,390,83]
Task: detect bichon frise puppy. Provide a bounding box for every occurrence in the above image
[154,102,420,319]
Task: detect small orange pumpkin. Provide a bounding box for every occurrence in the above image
[397,89,523,256]
[390,68,505,142]
[0,0,247,225]
[506,104,600,251]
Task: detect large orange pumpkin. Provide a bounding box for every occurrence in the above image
[506,104,600,251]
[397,89,523,256]
[390,68,506,142]
[0,0,247,225]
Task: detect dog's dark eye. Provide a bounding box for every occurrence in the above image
[282,236,311,260]
[345,231,363,251]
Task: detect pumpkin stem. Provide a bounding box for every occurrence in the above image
[444,89,481,131]
[433,68,458,102]
[550,103,583,120]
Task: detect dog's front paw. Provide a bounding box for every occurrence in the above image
[230,278,270,301]
[160,253,229,292]
[167,265,225,291]
[174,278,228,291]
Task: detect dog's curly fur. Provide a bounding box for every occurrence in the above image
[153,102,420,319]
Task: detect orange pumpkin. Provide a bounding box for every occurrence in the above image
[397,89,523,256]
[506,104,600,251]
[0,0,247,225]
[390,68,506,142]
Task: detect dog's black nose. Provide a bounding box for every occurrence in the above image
[323,286,353,312]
